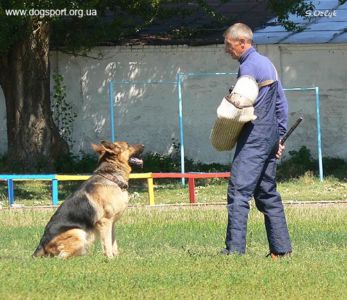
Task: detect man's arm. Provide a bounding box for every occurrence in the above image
[275,80,288,159]
[276,80,288,139]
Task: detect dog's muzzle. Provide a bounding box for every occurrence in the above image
[129,157,143,167]
[129,144,144,167]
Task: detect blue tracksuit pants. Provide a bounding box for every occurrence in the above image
[225,82,292,254]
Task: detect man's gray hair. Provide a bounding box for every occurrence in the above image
[224,23,253,41]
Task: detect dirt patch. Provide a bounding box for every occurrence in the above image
[1,201,347,212]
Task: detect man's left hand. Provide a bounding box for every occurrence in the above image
[276,141,285,159]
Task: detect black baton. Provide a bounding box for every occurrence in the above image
[280,117,303,145]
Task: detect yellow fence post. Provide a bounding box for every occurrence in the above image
[129,173,155,206]
[147,176,155,206]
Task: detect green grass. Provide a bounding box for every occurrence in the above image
[1,173,346,207]
[0,206,346,299]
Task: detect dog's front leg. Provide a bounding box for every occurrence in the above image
[96,218,114,258]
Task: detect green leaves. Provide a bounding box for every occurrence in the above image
[267,0,315,32]
[51,72,77,148]
[0,0,326,54]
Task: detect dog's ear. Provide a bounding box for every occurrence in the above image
[101,140,115,149]
[100,140,122,155]
[91,143,106,154]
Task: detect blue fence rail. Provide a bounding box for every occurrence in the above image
[0,174,149,207]
[0,175,58,206]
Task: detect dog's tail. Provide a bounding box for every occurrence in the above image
[32,244,45,257]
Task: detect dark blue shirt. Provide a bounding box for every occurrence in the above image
[237,47,288,138]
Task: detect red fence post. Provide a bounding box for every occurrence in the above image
[188,177,196,204]
[152,172,230,205]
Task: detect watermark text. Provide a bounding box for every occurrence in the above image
[305,9,337,18]
[5,8,97,18]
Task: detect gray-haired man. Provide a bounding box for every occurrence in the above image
[222,23,292,258]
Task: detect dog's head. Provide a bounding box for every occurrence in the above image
[92,141,144,169]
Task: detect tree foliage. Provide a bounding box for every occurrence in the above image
[0,1,162,54]
[0,0,332,53]
[268,0,347,31]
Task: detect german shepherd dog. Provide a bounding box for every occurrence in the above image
[33,141,144,259]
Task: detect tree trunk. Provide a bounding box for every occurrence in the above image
[0,19,69,172]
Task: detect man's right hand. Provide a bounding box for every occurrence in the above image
[276,141,285,159]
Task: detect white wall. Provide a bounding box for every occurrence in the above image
[259,44,347,161]
[0,44,346,164]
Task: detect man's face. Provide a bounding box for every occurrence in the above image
[224,35,247,60]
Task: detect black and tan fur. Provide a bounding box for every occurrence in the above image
[33,141,144,259]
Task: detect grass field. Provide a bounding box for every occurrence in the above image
[0,205,346,299]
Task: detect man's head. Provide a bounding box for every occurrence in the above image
[224,23,253,60]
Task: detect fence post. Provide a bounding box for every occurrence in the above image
[147,177,155,206]
[188,177,196,204]
[52,179,59,206]
[7,179,14,206]
[315,86,324,182]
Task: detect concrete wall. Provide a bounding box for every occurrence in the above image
[0,44,346,164]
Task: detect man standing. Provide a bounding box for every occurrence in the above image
[223,23,292,258]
